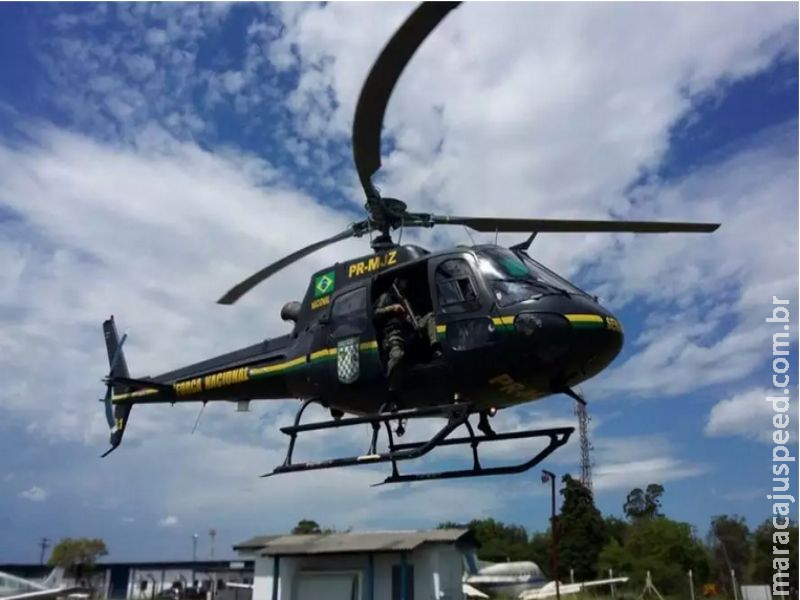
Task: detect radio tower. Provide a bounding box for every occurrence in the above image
[574,400,593,492]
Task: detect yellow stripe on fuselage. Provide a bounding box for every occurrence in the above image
[111,388,159,402]
[112,340,381,402]
[491,316,515,327]
[565,313,605,325]
[250,355,308,376]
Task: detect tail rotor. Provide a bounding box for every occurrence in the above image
[100,316,132,457]
[99,330,127,428]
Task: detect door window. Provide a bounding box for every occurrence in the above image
[331,287,367,320]
[435,259,479,314]
[330,287,368,339]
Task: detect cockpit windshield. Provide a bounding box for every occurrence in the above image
[477,247,590,307]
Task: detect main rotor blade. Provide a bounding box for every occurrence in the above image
[432,216,720,234]
[217,224,364,305]
[352,2,460,200]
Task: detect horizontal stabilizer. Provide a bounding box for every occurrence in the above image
[106,376,172,394]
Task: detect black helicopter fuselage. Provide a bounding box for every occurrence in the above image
[109,243,623,421]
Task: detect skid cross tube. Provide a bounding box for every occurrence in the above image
[279,403,472,435]
[378,426,573,484]
[264,403,471,477]
[263,399,574,483]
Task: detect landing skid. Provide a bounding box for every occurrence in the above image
[263,400,574,484]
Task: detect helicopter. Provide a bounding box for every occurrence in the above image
[99,2,719,484]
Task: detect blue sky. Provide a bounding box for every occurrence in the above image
[0,3,797,563]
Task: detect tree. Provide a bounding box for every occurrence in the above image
[529,531,552,578]
[623,484,664,520]
[751,518,797,587]
[558,474,608,581]
[599,516,708,595]
[439,518,532,563]
[292,519,322,534]
[604,516,629,546]
[48,538,108,580]
[708,515,751,592]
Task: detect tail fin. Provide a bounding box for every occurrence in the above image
[100,316,133,457]
[103,315,130,383]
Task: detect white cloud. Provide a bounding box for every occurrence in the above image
[705,387,797,444]
[586,122,797,399]
[158,515,179,528]
[265,2,796,207]
[0,120,367,444]
[593,457,707,492]
[19,486,48,502]
[145,28,168,47]
[591,434,706,492]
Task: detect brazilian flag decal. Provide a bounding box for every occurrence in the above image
[314,271,336,298]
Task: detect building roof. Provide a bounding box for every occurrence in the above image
[235,529,476,556]
[232,535,283,552]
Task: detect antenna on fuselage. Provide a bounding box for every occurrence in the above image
[462,226,476,245]
[510,232,537,251]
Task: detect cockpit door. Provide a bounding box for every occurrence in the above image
[429,254,495,353]
[325,286,379,387]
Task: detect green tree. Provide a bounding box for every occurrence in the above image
[529,531,552,578]
[292,519,322,534]
[623,484,664,520]
[48,538,108,580]
[439,518,532,562]
[558,474,607,581]
[751,518,797,586]
[708,515,751,592]
[604,516,629,546]
[599,516,708,595]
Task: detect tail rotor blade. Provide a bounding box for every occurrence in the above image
[108,333,127,372]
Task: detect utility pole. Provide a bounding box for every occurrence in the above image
[38,538,49,566]
[209,529,216,559]
[192,534,199,587]
[541,470,560,600]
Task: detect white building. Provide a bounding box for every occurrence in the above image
[234,529,477,600]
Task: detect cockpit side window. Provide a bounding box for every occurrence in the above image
[331,287,367,320]
[435,259,479,313]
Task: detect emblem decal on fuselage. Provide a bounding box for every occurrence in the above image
[337,337,360,384]
[314,271,336,298]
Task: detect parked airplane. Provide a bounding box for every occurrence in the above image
[463,554,628,599]
[0,569,87,600]
[520,577,630,600]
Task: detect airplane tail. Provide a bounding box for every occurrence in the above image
[462,551,480,576]
[100,316,133,457]
[40,567,64,589]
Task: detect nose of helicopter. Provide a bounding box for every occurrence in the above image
[512,301,624,382]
